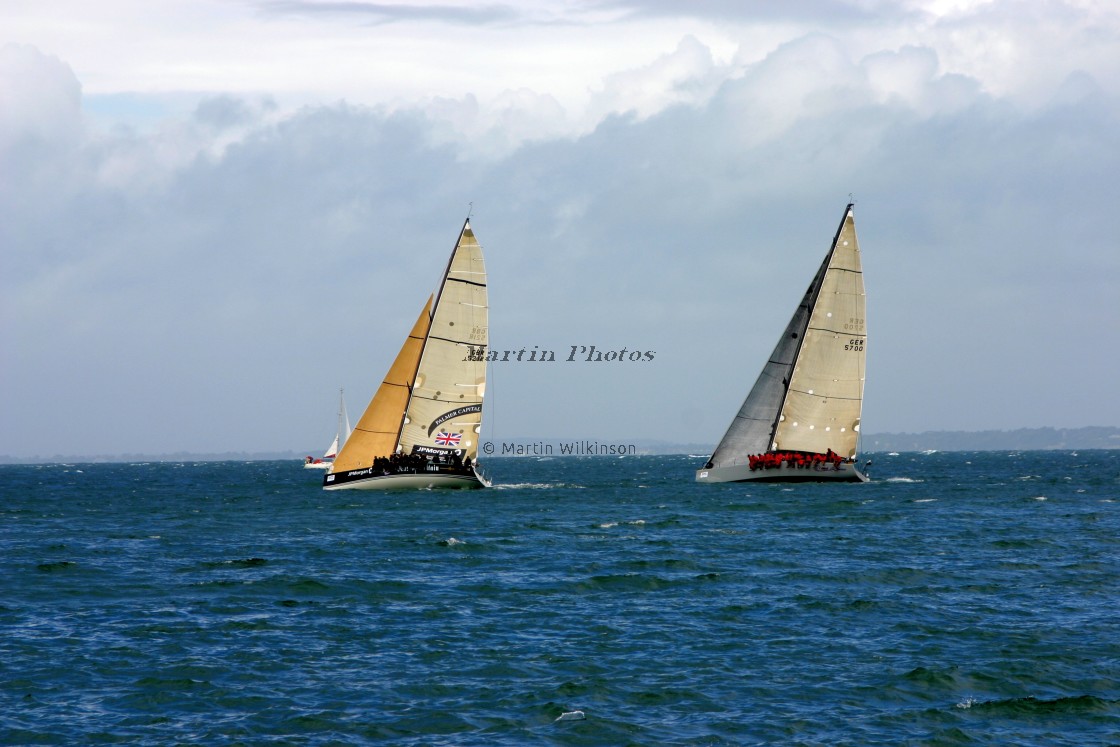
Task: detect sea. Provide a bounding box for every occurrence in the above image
[2,450,1118,746]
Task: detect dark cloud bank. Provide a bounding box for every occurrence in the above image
[2,41,1117,458]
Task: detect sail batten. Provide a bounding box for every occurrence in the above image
[426,335,478,345]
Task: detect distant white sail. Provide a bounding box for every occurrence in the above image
[323,434,340,460]
[305,388,350,469]
[321,388,351,459]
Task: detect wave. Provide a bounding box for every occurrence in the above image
[597,519,646,529]
[885,477,923,483]
[903,666,960,688]
[577,573,675,592]
[36,560,77,572]
[955,694,1114,714]
[493,482,584,490]
[187,558,269,571]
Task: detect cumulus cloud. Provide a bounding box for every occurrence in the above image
[0,44,83,153]
[595,0,912,24]
[258,1,525,26]
[1,4,1118,458]
[916,0,1120,102]
[587,35,723,122]
[421,89,570,158]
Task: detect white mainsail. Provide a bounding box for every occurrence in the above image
[772,208,865,458]
[323,434,340,460]
[399,223,488,461]
[699,203,867,483]
[305,388,350,468]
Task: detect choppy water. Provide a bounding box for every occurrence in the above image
[2,451,1119,745]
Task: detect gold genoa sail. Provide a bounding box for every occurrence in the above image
[696,203,868,484]
[329,300,431,474]
[325,219,488,490]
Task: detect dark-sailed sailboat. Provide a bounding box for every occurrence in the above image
[697,203,868,483]
[324,218,489,490]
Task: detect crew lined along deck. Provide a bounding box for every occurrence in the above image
[747,449,849,471]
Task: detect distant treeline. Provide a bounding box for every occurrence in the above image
[2,427,1118,464]
[0,451,306,465]
[862,426,1120,452]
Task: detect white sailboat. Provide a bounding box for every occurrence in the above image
[304,388,351,469]
[324,218,488,490]
[697,203,869,483]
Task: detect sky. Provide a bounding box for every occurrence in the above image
[2,0,1118,460]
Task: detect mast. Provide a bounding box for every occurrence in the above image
[336,387,346,445]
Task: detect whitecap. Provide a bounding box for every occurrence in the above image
[955,697,977,710]
[555,710,585,722]
[886,477,922,483]
[913,498,936,503]
[1032,496,1047,501]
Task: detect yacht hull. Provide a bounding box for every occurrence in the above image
[324,466,488,490]
[696,460,868,483]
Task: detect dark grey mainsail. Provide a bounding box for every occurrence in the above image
[706,251,831,464]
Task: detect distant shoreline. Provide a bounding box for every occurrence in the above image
[1,426,1117,465]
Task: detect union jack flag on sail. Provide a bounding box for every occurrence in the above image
[434,431,462,446]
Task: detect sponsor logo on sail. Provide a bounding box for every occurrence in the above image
[428,405,483,435]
